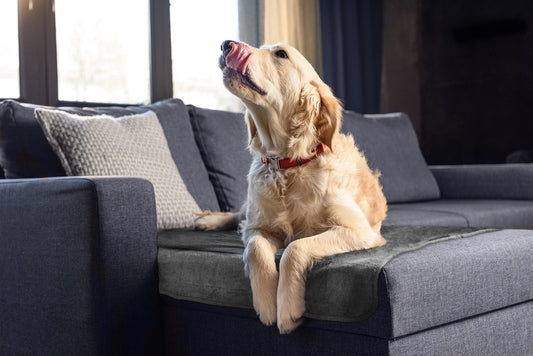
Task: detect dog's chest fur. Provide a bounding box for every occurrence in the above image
[246,159,329,246]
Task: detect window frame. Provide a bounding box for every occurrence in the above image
[10,0,173,106]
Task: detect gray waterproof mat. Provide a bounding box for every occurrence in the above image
[158,225,495,322]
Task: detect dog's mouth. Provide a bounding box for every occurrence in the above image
[220,41,266,96]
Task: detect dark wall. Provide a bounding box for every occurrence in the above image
[382,0,533,164]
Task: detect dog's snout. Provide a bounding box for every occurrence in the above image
[221,40,235,58]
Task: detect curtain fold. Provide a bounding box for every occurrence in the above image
[238,0,383,114]
[239,0,322,75]
[262,0,322,75]
[320,0,383,113]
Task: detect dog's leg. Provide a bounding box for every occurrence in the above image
[195,211,242,231]
[243,233,281,326]
[277,200,386,334]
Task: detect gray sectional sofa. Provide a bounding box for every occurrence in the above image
[0,98,532,355]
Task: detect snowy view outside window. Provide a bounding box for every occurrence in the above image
[1,0,241,110]
[54,0,242,110]
[0,0,20,99]
[55,0,151,104]
[170,0,243,112]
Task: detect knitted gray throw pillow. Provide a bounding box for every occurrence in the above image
[36,108,200,230]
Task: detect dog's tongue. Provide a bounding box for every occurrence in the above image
[226,42,252,75]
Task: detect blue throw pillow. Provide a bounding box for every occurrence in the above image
[341,111,440,203]
[189,106,250,212]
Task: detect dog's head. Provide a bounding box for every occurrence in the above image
[220,41,342,158]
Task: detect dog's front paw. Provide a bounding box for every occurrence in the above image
[277,294,306,334]
[250,273,278,326]
[254,294,277,326]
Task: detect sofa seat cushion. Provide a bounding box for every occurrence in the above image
[389,199,533,229]
[0,99,219,211]
[384,206,468,226]
[382,229,533,337]
[341,111,440,203]
[157,227,533,338]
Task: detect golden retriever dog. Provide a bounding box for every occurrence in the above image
[195,40,387,334]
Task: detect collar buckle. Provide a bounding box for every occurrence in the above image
[262,156,281,170]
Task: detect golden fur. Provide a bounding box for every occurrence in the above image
[195,42,387,334]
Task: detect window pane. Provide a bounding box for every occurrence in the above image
[55,0,150,104]
[0,0,20,98]
[170,0,243,112]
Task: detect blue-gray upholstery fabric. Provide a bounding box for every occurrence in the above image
[0,99,219,211]
[187,107,441,210]
[384,205,468,226]
[389,300,533,356]
[0,177,161,355]
[161,297,533,356]
[384,229,533,337]
[390,199,533,229]
[162,296,390,356]
[188,105,250,212]
[430,164,533,200]
[157,227,533,338]
[0,100,66,178]
[341,111,440,203]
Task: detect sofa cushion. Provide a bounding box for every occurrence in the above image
[430,164,533,200]
[390,199,533,229]
[157,227,533,338]
[189,106,250,212]
[384,206,468,226]
[0,100,66,178]
[0,99,219,211]
[36,108,201,230]
[341,111,440,203]
[382,229,533,337]
[162,296,533,356]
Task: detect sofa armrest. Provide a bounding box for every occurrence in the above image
[429,164,533,200]
[0,176,161,356]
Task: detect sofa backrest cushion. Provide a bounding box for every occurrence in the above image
[189,106,250,212]
[0,100,66,178]
[36,108,201,230]
[0,99,219,211]
[341,111,440,203]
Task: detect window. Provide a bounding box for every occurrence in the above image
[55,0,150,104]
[9,1,243,107]
[0,0,20,98]
[170,0,243,112]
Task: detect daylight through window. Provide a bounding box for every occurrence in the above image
[0,0,20,99]
[55,0,150,104]
[170,0,243,112]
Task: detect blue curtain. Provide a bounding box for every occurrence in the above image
[320,0,383,113]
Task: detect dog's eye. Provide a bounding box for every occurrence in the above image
[275,50,289,59]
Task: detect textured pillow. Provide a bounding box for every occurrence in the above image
[341,111,440,203]
[35,108,201,230]
[189,106,250,212]
[0,99,219,212]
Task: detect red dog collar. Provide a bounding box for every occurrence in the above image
[261,144,327,170]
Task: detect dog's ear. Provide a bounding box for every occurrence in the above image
[313,81,342,151]
[245,110,257,146]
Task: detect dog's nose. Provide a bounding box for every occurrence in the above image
[221,40,235,58]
